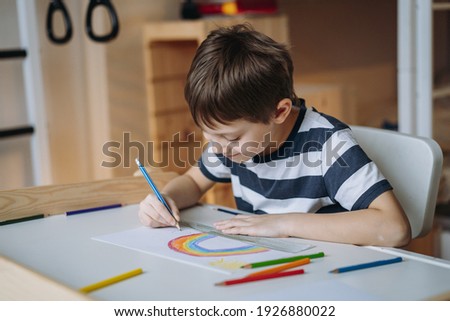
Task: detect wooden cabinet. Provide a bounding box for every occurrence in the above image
[294,82,353,124]
[142,15,288,207]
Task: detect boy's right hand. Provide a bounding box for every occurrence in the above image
[138,193,181,228]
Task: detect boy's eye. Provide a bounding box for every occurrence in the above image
[227,136,240,142]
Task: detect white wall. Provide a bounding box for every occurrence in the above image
[34,0,182,183]
[0,0,182,187]
[0,0,34,189]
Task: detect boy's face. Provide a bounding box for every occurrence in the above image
[201,119,277,163]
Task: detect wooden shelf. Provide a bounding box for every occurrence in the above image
[0,126,34,139]
[433,85,450,99]
[0,49,26,59]
[433,3,450,11]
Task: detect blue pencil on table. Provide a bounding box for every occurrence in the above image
[135,158,181,230]
[214,207,239,215]
[66,204,122,216]
[329,257,403,274]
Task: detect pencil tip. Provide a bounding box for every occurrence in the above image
[241,265,250,269]
[215,282,225,286]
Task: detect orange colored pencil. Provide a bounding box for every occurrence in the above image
[215,268,305,286]
[246,257,310,278]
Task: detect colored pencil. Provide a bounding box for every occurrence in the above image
[241,252,325,269]
[214,207,240,215]
[135,158,180,230]
[0,214,45,226]
[79,268,143,293]
[66,204,122,216]
[329,257,403,274]
[246,258,310,277]
[215,268,304,286]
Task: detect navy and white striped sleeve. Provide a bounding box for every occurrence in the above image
[321,128,392,211]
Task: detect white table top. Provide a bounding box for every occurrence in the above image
[0,204,449,300]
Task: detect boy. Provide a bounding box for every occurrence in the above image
[138,24,411,247]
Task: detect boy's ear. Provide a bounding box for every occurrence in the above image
[273,98,292,124]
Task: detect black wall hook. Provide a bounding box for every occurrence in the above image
[46,0,73,44]
[85,0,120,43]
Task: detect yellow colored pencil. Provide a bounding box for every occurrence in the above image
[79,268,143,293]
[246,258,310,278]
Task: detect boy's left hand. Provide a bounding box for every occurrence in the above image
[213,214,290,238]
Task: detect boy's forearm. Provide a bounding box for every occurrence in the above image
[282,211,373,245]
[276,191,411,247]
[281,209,410,247]
[162,174,203,210]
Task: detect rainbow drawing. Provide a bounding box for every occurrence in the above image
[168,233,267,257]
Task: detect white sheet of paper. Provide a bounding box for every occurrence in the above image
[93,226,311,274]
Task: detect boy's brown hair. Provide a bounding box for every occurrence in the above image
[184,24,298,128]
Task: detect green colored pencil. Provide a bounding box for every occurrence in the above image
[241,252,325,269]
[0,214,45,226]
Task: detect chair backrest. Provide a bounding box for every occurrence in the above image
[350,126,443,239]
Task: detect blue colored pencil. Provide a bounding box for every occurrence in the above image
[330,257,403,274]
[214,207,239,215]
[135,158,180,230]
[66,204,122,216]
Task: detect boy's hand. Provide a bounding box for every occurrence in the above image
[138,193,181,228]
[213,214,290,238]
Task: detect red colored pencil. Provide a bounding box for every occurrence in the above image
[215,268,305,286]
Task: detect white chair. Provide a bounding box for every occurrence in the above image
[351,126,443,239]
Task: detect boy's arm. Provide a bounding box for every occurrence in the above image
[139,166,215,228]
[214,190,412,247]
[162,166,215,209]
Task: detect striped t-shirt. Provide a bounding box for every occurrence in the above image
[198,101,392,214]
